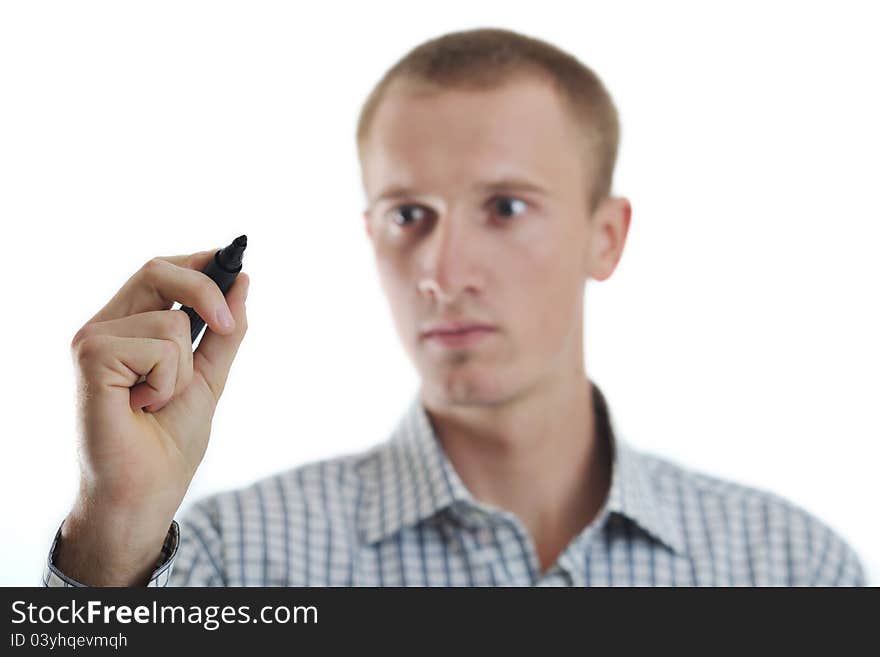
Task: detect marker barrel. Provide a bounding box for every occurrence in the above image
[180,235,247,344]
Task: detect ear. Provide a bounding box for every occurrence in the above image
[586,196,631,282]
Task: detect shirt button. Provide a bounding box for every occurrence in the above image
[467,509,484,522]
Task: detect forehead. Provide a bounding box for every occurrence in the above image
[360,76,585,199]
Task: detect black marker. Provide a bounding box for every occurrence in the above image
[135,235,247,388]
[181,234,248,345]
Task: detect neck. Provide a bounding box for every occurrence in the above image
[422,372,612,573]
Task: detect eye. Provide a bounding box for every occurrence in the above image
[391,204,429,227]
[491,196,528,219]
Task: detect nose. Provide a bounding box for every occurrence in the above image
[417,210,480,304]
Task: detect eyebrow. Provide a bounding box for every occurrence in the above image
[369,177,549,209]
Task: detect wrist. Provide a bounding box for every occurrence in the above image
[55,502,174,586]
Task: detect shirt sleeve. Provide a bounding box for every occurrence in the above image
[42,518,179,587]
[164,496,228,586]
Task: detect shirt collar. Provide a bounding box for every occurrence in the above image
[355,380,686,557]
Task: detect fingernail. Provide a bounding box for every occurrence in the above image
[216,306,235,329]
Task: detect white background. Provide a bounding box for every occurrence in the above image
[1,1,877,585]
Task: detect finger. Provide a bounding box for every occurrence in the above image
[71,309,194,401]
[192,272,249,403]
[84,249,218,325]
[73,334,180,412]
[86,249,236,337]
[131,340,180,413]
[154,249,219,269]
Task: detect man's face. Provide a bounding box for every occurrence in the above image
[360,75,628,408]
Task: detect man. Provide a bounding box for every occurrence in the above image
[44,27,865,586]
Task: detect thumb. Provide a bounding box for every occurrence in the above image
[192,272,250,402]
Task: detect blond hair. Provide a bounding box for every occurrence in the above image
[356,27,620,214]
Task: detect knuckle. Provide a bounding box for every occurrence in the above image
[162,338,180,360]
[166,309,191,336]
[72,333,105,362]
[70,325,92,349]
[142,257,165,275]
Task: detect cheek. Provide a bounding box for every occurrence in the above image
[504,223,577,293]
[375,256,419,332]
[501,230,584,337]
[373,236,408,287]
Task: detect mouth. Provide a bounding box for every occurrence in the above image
[420,324,498,349]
